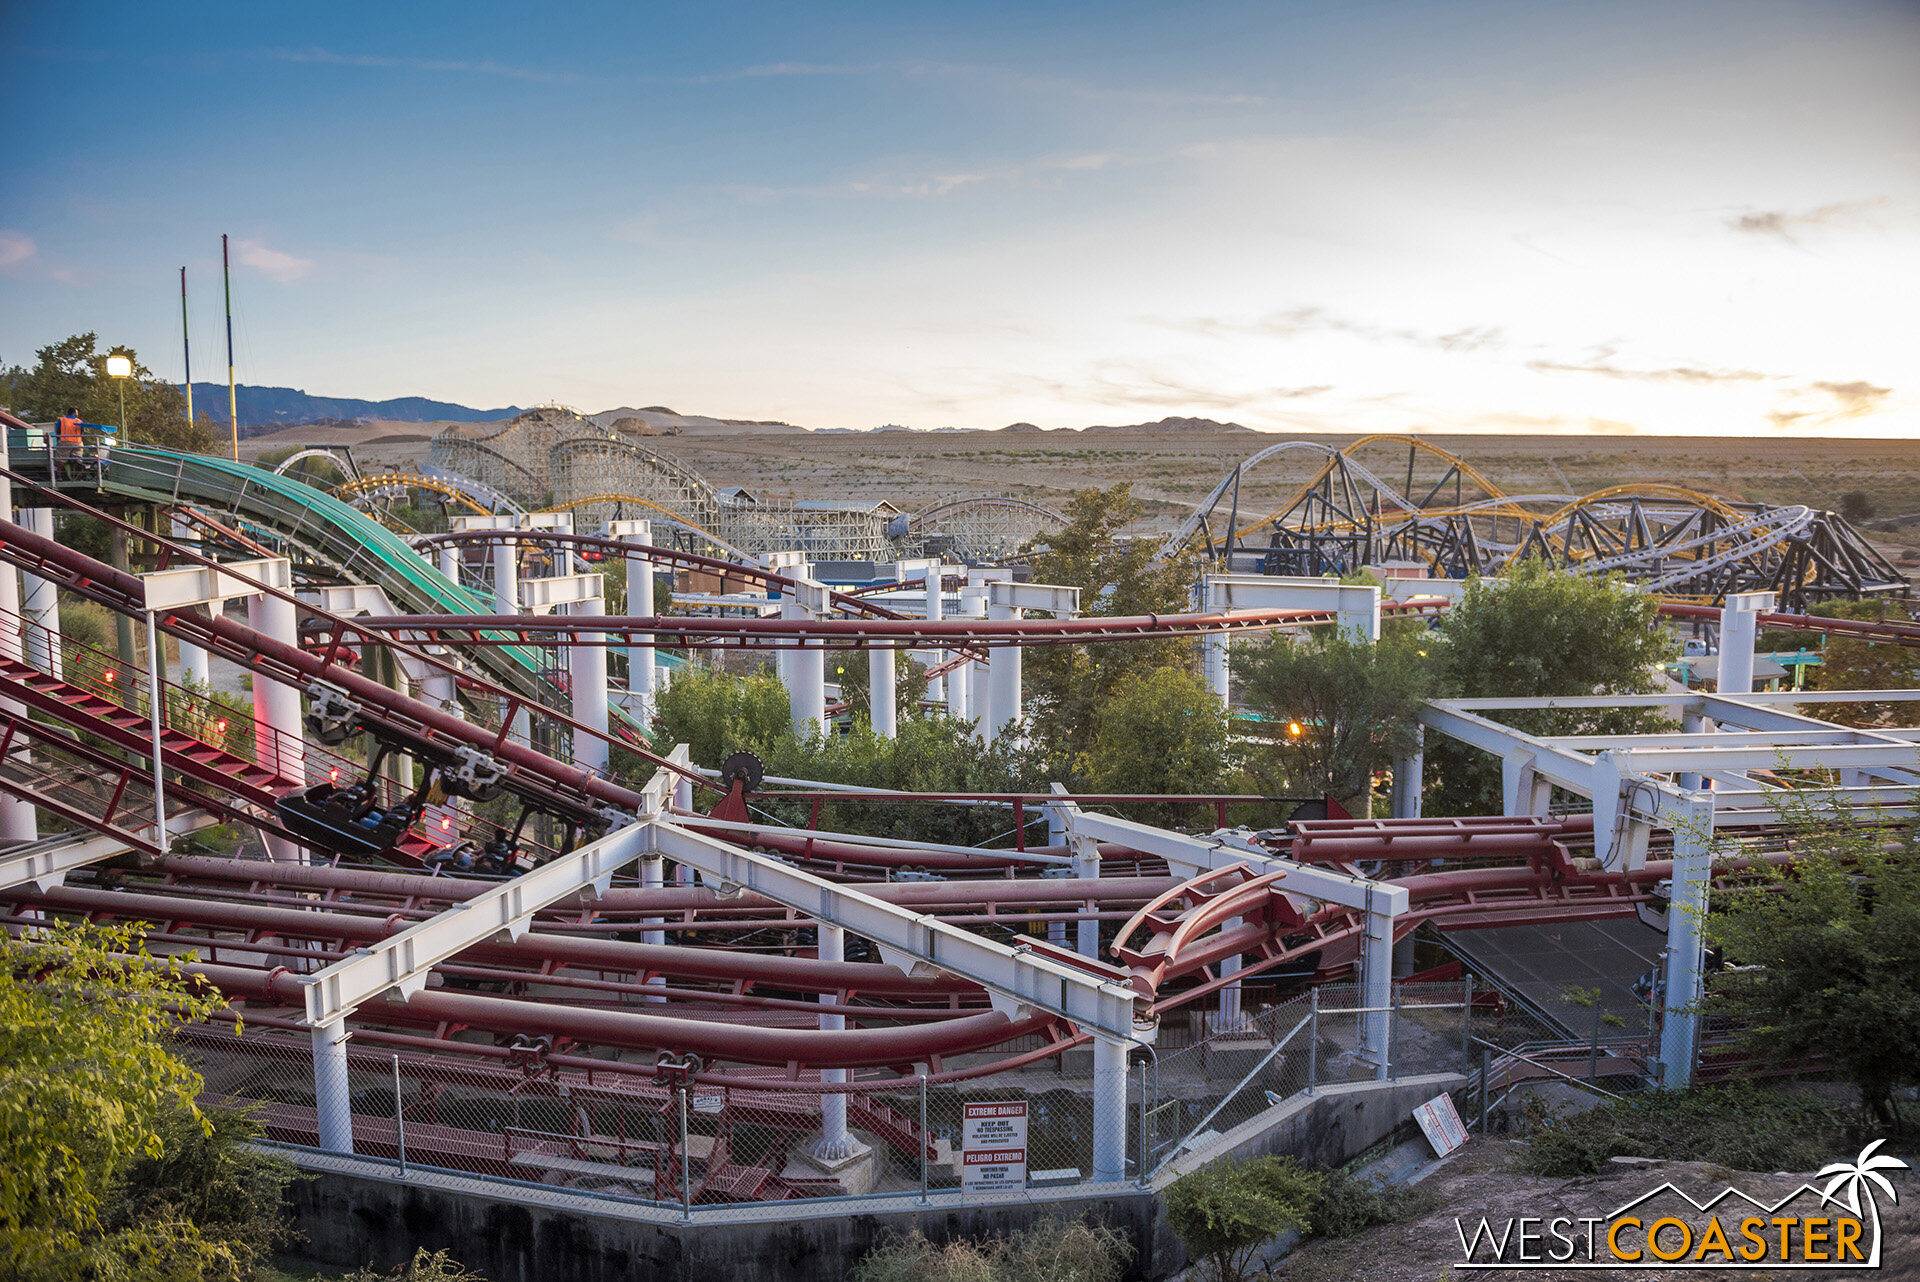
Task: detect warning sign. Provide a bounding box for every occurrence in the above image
[961,1100,1029,1192]
[1412,1092,1468,1157]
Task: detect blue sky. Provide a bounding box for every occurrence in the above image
[3,1,1916,435]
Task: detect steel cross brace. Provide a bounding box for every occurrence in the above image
[300,813,659,1029]
[641,814,1151,1045]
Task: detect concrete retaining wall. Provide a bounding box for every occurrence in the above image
[280,1073,1465,1282]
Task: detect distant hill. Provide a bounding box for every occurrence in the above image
[185,383,521,434]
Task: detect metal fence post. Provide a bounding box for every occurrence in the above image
[1461,973,1474,1055]
[1479,1045,1491,1132]
[1589,999,1603,1082]
[1305,986,1319,1095]
[392,1054,406,1176]
[1136,1057,1150,1187]
[679,1084,691,1223]
[918,1074,929,1205]
[1388,986,1399,1081]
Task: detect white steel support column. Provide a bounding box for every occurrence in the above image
[868,646,897,737]
[812,923,861,1162]
[1678,709,1706,792]
[1091,1036,1129,1182]
[986,598,1020,745]
[1217,946,1244,1030]
[1502,756,1552,817]
[1658,794,1716,1089]
[948,657,970,723]
[1072,834,1101,959]
[436,545,460,586]
[21,507,62,680]
[492,538,519,616]
[923,570,944,709]
[782,578,828,737]
[0,433,33,843]
[1391,726,1424,819]
[609,521,656,722]
[569,594,609,777]
[640,854,665,1001]
[167,518,210,687]
[311,1023,353,1154]
[247,591,306,862]
[1360,888,1394,1079]
[1717,592,1773,696]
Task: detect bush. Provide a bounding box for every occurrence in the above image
[849,1218,1130,1282]
[340,1248,489,1281]
[1166,1155,1324,1282]
[1515,1085,1846,1177]
[1308,1165,1438,1238]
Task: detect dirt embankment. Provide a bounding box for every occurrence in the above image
[1280,1137,1918,1282]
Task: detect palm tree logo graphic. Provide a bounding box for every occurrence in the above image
[1818,1140,1909,1267]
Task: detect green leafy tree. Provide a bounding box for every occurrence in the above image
[833,650,931,729]
[1023,483,1198,766]
[1166,1155,1325,1282]
[1798,598,1920,727]
[645,661,794,766]
[1427,558,1676,813]
[1234,628,1437,817]
[6,332,216,453]
[1701,794,1920,1126]
[0,921,293,1281]
[1082,666,1234,825]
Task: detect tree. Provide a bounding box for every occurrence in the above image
[1234,628,1437,817]
[1023,483,1198,766]
[646,661,794,766]
[1799,597,1920,728]
[1166,1155,1324,1282]
[0,921,295,1280]
[1426,558,1676,813]
[1838,491,1876,522]
[1701,794,1920,1126]
[5,332,217,453]
[833,649,930,729]
[1082,665,1235,825]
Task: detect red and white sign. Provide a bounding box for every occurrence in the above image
[1413,1092,1469,1157]
[961,1100,1029,1192]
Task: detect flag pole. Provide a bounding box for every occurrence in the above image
[180,267,193,430]
[222,234,238,462]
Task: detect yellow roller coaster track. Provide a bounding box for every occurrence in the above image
[539,493,732,546]
[1225,434,1526,547]
[334,473,494,519]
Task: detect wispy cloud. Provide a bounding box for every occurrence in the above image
[1730,197,1890,242]
[235,238,317,284]
[1527,356,1771,384]
[1813,380,1891,417]
[270,46,587,84]
[0,232,35,271]
[1766,380,1893,430]
[1157,307,1507,354]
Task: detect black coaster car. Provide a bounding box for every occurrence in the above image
[276,781,424,861]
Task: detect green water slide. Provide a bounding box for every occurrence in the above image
[31,444,588,709]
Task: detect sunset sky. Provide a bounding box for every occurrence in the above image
[3,1,1915,436]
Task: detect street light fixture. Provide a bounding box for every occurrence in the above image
[105,353,133,432]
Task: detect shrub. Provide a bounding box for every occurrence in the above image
[1515,1085,1846,1177]
[849,1218,1132,1282]
[1166,1155,1324,1282]
[340,1248,489,1281]
[1308,1165,1438,1238]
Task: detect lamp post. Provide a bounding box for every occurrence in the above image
[105,354,133,432]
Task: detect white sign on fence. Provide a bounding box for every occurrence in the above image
[1412,1091,1469,1157]
[961,1100,1029,1192]
[692,1094,725,1115]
